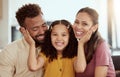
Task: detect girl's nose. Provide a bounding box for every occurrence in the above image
[56,35,62,41]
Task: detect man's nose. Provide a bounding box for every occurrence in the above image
[38,27,45,34]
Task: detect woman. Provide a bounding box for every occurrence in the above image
[72,7,116,77]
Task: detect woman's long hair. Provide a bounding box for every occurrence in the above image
[77,7,104,64]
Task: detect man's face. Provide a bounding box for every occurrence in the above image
[24,14,48,46]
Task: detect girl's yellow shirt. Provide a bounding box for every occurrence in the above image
[39,52,76,77]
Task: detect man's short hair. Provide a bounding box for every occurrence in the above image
[16,4,43,27]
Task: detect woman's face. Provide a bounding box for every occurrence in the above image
[73,12,94,39]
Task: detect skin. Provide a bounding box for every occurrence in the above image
[73,12,108,77]
[51,24,69,55]
[20,24,70,71]
[20,14,48,46]
[21,22,89,73]
[73,12,97,39]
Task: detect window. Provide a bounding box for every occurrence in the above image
[107,0,120,52]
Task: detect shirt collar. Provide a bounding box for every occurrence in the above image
[22,37,42,53]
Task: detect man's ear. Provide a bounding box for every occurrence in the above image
[19,27,22,33]
[92,24,98,32]
[19,27,25,33]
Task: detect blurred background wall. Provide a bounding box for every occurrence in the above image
[0,0,120,55]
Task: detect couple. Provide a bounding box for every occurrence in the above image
[0,3,115,77]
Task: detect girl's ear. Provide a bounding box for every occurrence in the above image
[92,24,98,32]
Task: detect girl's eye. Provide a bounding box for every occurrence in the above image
[62,34,67,36]
[52,33,57,36]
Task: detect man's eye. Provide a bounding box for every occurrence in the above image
[42,23,47,27]
[32,28,38,31]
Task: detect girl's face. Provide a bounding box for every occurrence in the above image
[73,12,95,39]
[51,24,69,54]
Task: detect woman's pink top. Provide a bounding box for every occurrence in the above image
[76,41,116,77]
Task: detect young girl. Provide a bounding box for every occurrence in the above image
[73,7,116,77]
[21,19,92,77]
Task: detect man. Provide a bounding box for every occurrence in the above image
[0,4,48,77]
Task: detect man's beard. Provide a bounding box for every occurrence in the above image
[33,38,44,47]
[33,34,45,47]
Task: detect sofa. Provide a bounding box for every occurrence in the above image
[112,56,120,77]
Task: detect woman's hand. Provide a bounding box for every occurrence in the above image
[74,28,93,73]
[77,29,93,45]
[20,27,35,46]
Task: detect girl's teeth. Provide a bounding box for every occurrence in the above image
[76,32,82,34]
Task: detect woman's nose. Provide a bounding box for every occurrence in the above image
[76,24,82,29]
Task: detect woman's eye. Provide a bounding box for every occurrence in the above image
[82,23,88,26]
[74,21,79,24]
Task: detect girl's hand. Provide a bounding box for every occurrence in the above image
[20,27,35,46]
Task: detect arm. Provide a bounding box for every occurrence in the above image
[95,66,108,77]
[74,29,93,73]
[94,41,110,77]
[20,27,45,71]
[74,42,86,73]
[28,44,44,71]
[0,49,16,77]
